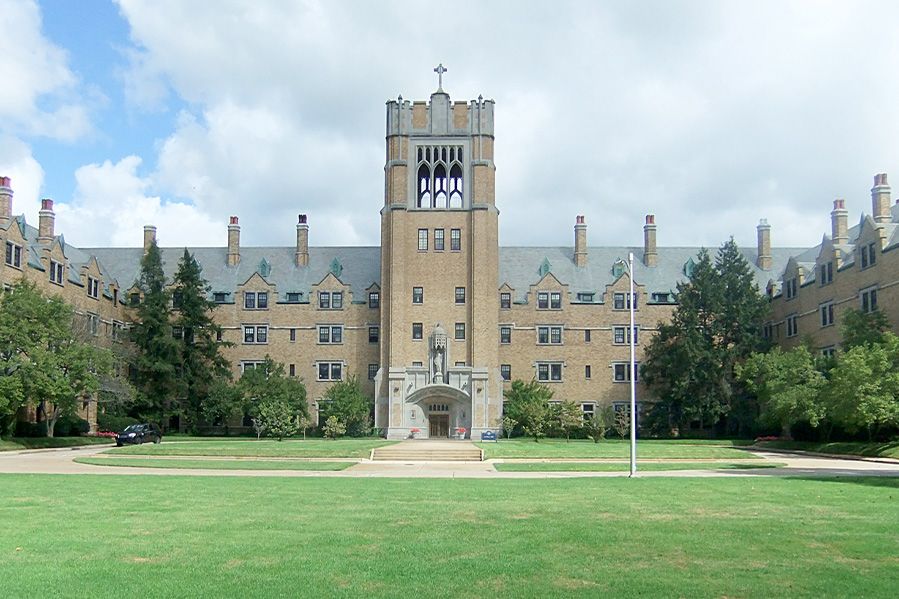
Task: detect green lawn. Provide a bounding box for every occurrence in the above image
[106,438,395,458]
[477,438,758,459]
[495,461,785,472]
[1,475,897,597]
[756,440,899,459]
[0,436,114,451]
[75,457,353,471]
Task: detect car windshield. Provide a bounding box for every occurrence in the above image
[122,425,142,433]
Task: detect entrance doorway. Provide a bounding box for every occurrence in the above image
[429,414,449,438]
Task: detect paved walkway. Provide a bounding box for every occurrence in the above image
[1,444,898,478]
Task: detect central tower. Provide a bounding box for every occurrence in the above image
[375,72,501,439]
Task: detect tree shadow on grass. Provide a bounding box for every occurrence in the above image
[783,475,899,490]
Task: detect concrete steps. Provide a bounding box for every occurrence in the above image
[371,443,483,462]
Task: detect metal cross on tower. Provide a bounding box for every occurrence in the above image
[434,63,447,91]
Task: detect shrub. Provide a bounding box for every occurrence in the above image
[14,420,48,438]
[54,415,90,437]
[97,413,140,434]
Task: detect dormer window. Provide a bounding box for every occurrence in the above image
[613,292,637,310]
[4,242,21,268]
[860,242,877,269]
[213,292,228,303]
[172,291,183,309]
[368,291,379,308]
[576,293,594,303]
[87,277,100,299]
[49,260,64,285]
[500,292,511,309]
[819,262,833,286]
[784,278,797,300]
[286,292,302,303]
[244,291,268,309]
[319,291,343,310]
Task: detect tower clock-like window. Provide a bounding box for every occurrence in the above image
[416,145,464,209]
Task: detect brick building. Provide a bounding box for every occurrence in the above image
[8,81,890,438]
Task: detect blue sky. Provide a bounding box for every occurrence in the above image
[4,1,899,252]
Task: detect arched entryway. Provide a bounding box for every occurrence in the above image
[406,384,472,439]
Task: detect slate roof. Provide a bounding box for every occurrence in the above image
[8,201,897,304]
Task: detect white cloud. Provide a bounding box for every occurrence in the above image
[54,156,222,248]
[102,0,899,251]
[0,0,91,140]
[0,134,45,221]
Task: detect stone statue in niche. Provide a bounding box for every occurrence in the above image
[430,323,448,384]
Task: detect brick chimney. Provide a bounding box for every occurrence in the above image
[295,214,309,267]
[872,173,891,224]
[143,225,157,255]
[643,214,657,267]
[38,199,55,243]
[574,215,587,267]
[756,219,772,270]
[227,216,240,266]
[831,199,848,245]
[0,176,12,225]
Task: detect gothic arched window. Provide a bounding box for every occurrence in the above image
[414,145,465,209]
[449,163,463,208]
[417,163,431,208]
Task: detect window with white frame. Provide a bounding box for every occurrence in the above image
[368,363,379,380]
[536,362,563,382]
[318,325,343,344]
[613,326,639,345]
[434,228,445,251]
[455,322,465,340]
[412,322,423,340]
[820,301,834,327]
[577,292,594,302]
[819,262,833,286]
[455,286,466,304]
[860,287,878,313]
[537,326,563,345]
[612,362,639,382]
[412,286,423,304]
[500,292,511,309]
[786,314,798,337]
[581,403,595,419]
[613,292,637,310]
[821,346,837,359]
[318,291,342,309]
[87,277,100,299]
[112,321,123,342]
[550,292,562,309]
[4,241,22,268]
[49,260,64,285]
[368,291,379,308]
[450,228,461,251]
[500,364,511,381]
[240,360,265,373]
[418,228,428,251]
[537,292,549,309]
[317,361,343,381]
[285,292,301,303]
[500,326,511,344]
[243,325,269,344]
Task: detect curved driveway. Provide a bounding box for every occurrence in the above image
[1,444,898,478]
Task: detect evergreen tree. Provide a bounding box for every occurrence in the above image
[172,249,230,430]
[641,241,769,435]
[130,241,180,426]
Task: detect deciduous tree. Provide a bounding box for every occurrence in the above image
[504,379,553,442]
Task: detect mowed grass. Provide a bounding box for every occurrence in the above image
[495,461,785,472]
[0,436,114,451]
[106,438,395,458]
[756,440,899,459]
[2,475,898,598]
[477,438,757,459]
[74,457,353,471]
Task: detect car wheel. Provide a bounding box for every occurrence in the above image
[116,442,122,447]
[138,437,144,445]
[154,436,161,444]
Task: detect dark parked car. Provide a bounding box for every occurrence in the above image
[116,423,162,446]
